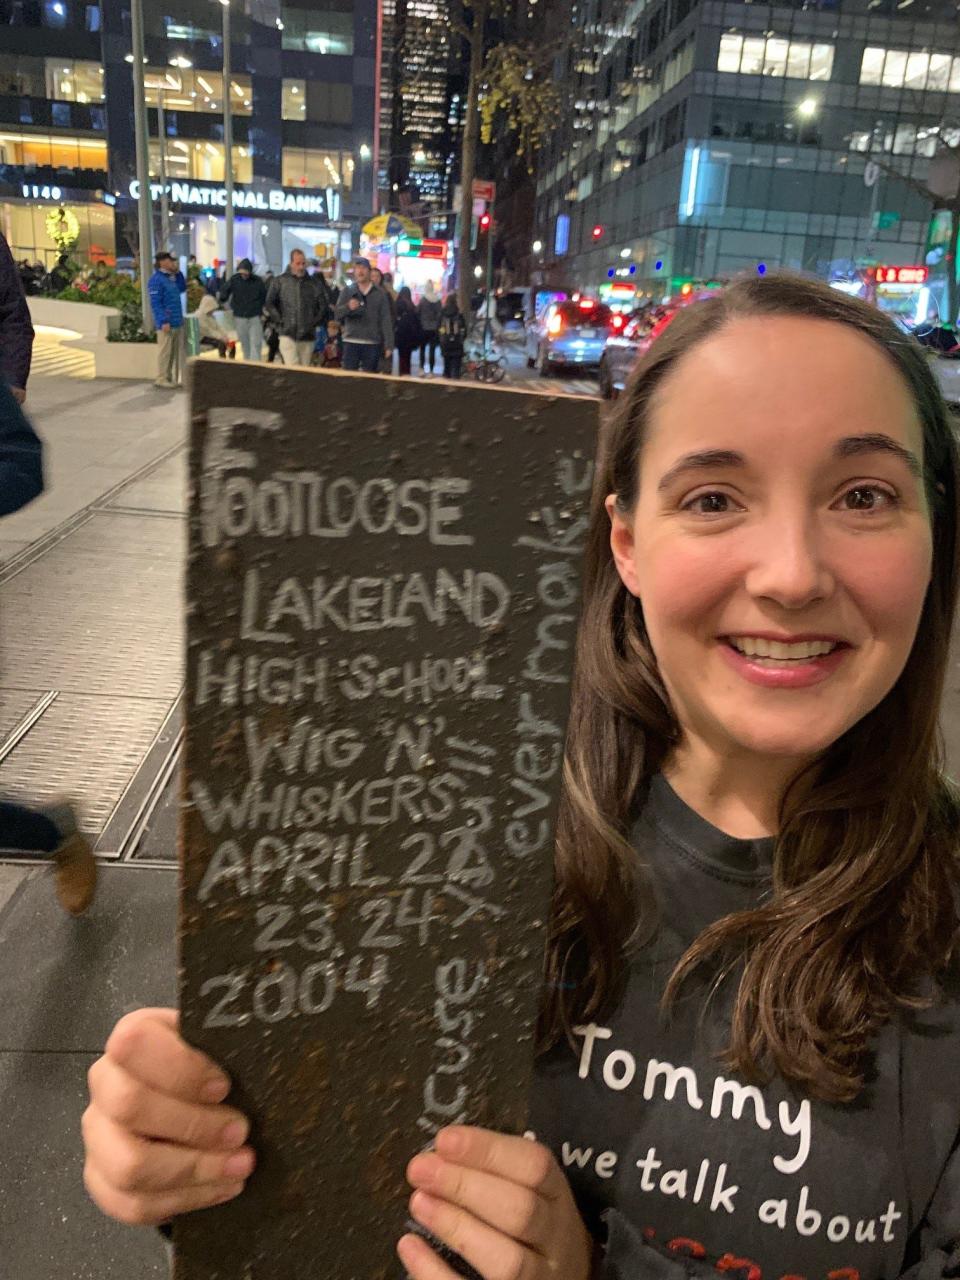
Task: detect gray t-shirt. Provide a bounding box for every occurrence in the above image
[531,774,960,1279]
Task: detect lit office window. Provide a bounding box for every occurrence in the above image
[861,45,960,90]
[142,68,251,115]
[809,44,833,81]
[0,130,107,172]
[927,54,952,91]
[882,50,907,87]
[43,59,105,103]
[281,147,354,190]
[717,34,833,81]
[763,39,789,76]
[280,6,354,55]
[740,38,765,75]
[149,140,252,182]
[717,34,741,73]
[860,48,885,85]
[282,78,306,120]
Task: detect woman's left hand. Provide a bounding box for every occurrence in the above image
[399,1125,595,1280]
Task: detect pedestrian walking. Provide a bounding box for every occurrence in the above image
[265,249,322,367]
[0,378,96,914]
[393,286,422,377]
[195,295,237,358]
[148,251,185,390]
[0,230,34,404]
[219,258,267,361]
[334,256,394,374]
[0,799,97,915]
[371,268,397,372]
[438,293,467,380]
[416,280,442,376]
[84,273,960,1279]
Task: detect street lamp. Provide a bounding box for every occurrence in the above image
[129,0,153,331]
[217,0,235,274]
[532,239,543,254]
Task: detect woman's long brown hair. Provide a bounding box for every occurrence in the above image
[540,272,960,1103]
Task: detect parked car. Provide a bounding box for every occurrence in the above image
[526,298,613,375]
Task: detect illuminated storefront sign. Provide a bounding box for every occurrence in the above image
[874,265,928,286]
[128,179,339,220]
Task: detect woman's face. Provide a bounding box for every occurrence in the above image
[608,314,934,766]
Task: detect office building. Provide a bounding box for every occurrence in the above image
[386,0,466,229]
[0,0,378,271]
[533,0,957,305]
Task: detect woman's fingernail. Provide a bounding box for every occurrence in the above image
[223,1149,255,1179]
[201,1075,230,1103]
[410,1190,437,1220]
[221,1120,248,1149]
[409,1153,441,1185]
[213,1181,245,1205]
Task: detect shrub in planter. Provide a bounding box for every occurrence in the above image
[107,301,157,344]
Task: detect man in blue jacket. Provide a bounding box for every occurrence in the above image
[148,251,185,389]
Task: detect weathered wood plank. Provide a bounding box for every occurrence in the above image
[176,363,598,1279]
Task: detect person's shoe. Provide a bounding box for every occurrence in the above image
[44,804,97,916]
[153,379,175,390]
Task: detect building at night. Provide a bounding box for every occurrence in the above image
[532,0,958,309]
[0,0,379,272]
[383,0,466,231]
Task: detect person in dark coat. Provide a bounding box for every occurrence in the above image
[219,259,268,361]
[394,286,422,377]
[0,376,42,513]
[265,249,323,366]
[438,293,468,380]
[0,231,34,403]
[416,281,442,376]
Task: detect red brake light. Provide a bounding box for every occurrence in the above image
[578,298,595,310]
[611,314,625,331]
[548,311,564,336]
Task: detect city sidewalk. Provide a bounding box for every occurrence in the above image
[0,372,185,1279]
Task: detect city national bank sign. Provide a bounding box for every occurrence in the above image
[128,179,341,220]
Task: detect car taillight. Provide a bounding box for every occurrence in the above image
[611,314,625,332]
[579,298,595,310]
[548,312,564,336]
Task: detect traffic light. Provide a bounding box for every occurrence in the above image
[592,224,604,240]
[479,211,492,233]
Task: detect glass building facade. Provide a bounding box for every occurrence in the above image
[533,0,958,311]
[0,0,378,271]
[382,0,466,231]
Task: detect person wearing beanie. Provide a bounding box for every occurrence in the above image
[438,292,468,380]
[416,280,442,375]
[219,258,267,361]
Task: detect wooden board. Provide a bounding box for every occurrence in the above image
[175,362,598,1279]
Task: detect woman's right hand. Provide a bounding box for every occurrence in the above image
[82,1008,256,1226]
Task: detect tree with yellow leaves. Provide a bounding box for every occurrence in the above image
[453,0,562,314]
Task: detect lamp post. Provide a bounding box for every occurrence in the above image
[130,0,153,332]
[156,88,170,250]
[219,0,235,275]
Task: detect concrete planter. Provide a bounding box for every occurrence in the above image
[27,295,119,339]
[90,337,160,380]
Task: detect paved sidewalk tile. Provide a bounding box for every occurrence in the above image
[0,864,177,1053]
[0,1051,168,1279]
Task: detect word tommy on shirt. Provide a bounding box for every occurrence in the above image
[570,1025,903,1254]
